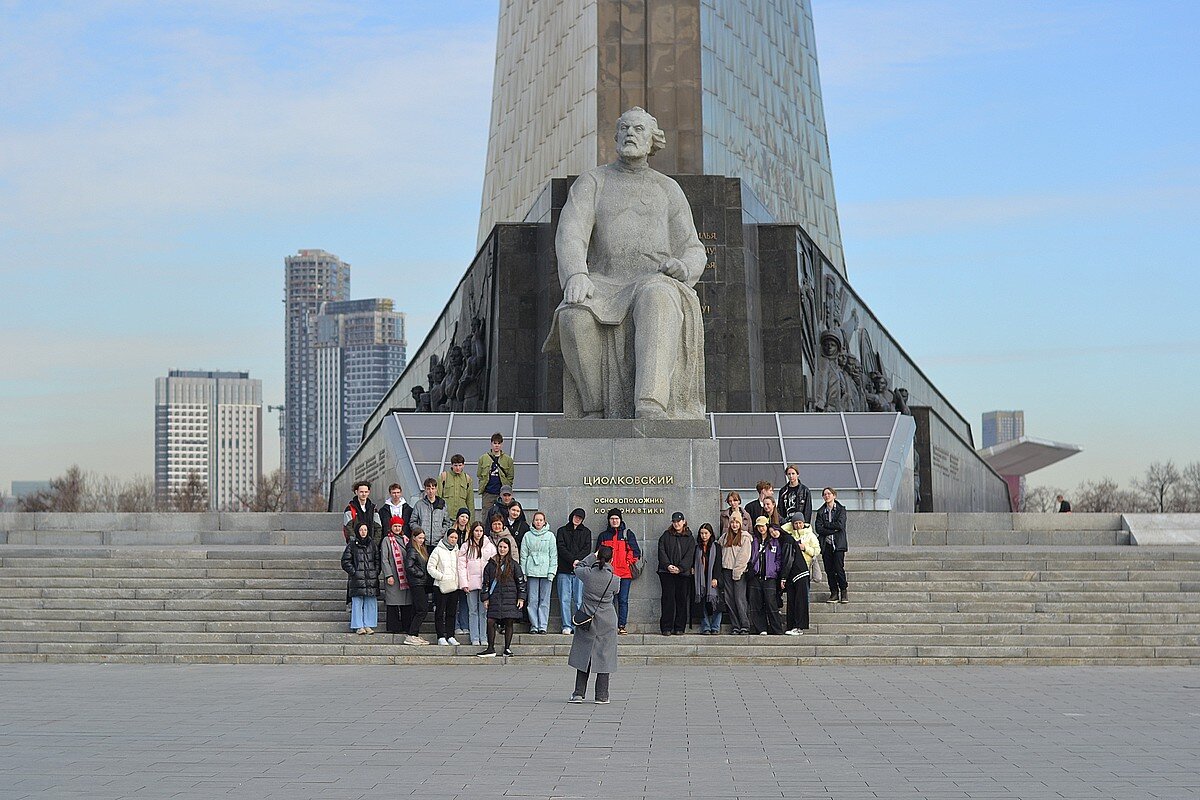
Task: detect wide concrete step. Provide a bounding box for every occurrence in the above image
[915,530,1131,546]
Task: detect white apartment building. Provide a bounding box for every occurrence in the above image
[155,370,263,510]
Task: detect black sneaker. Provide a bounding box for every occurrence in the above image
[568,694,584,704]
[476,648,496,658]
[839,593,850,604]
[503,648,514,657]
[594,698,610,705]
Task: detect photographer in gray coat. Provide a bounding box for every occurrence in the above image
[567,546,619,704]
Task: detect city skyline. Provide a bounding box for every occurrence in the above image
[2,1,1197,494]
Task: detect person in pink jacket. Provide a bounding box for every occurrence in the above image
[457,521,497,646]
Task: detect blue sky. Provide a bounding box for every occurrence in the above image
[1,0,1196,494]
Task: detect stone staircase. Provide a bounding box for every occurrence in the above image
[1,533,1198,665]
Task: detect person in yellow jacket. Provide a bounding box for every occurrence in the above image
[781,511,821,635]
[438,454,474,517]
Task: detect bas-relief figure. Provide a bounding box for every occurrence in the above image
[543,107,707,420]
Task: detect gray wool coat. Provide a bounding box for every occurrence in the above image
[379,536,412,607]
[567,554,620,674]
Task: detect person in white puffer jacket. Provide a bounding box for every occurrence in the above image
[426,530,463,646]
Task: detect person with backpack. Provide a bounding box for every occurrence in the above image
[595,508,641,635]
[343,482,377,544]
[438,454,474,518]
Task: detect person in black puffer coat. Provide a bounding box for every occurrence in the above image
[341,521,380,634]
[402,528,432,645]
[478,537,527,657]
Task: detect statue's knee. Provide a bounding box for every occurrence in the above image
[558,307,594,336]
[635,282,681,315]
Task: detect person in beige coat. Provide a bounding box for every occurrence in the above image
[720,512,752,634]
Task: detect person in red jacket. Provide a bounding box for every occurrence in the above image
[595,508,641,634]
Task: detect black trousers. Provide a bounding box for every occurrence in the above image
[574,669,610,701]
[747,575,784,634]
[822,549,847,594]
[658,572,691,633]
[385,604,414,634]
[407,590,430,636]
[487,618,514,651]
[434,590,460,639]
[785,575,810,630]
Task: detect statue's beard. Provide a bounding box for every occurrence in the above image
[618,141,649,159]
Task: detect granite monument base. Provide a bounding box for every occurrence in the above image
[538,429,720,630]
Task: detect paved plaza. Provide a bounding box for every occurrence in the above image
[0,664,1198,799]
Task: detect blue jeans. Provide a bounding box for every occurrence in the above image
[526,577,552,631]
[455,593,470,631]
[614,577,632,628]
[350,596,378,630]
[557,572,584,631]
[700,603,723,633]
[464,589,486,645]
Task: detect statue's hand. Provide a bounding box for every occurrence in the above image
[563,274,595,304]
[659,257,688,281]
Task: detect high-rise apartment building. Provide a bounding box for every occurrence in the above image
[982,410,1025,449]
[479,0,845,274]
[154,370,262,510]
[284,249,350,498]
[313,299,407,484]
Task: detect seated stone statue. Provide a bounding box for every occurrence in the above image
[542,107,707,420]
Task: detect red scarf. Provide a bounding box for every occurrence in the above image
[386,533,410,590]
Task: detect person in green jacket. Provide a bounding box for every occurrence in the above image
[438,453,474,517]
[477,432,515,512]
[520,511,557,634]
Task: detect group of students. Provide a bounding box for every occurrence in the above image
[339,459,850,653]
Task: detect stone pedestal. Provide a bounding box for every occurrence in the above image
[538,424,720,629]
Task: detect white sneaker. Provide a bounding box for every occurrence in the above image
[437,637,449,646]
[447,637,460,646]
[562,627,573,634]
[785,628,801,636]
[758,631,768,636]
[455,629,469,636]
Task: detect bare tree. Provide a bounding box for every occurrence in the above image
[172,471,209,512]
[18,465,88,512]
[237,470,288,512]
[116,477,158,512]
[1022,485,1064,513]
[1134,461,1182,513]
[1178,462,1200,513]
[1071,478,1148,513]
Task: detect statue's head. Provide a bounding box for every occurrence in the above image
[870,371,889,392]
[410,385,424,401]
[845,356,862,379]
[615,107,665,160]
[819,328,842,357]
[896,387,909,401]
